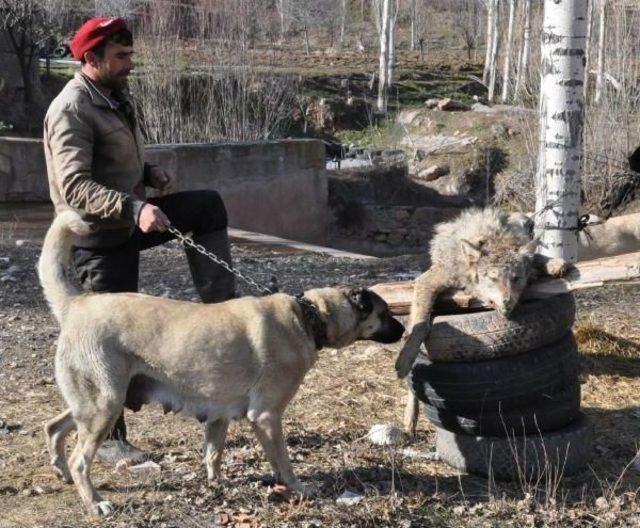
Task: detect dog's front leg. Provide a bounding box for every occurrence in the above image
[204,418,229,483]
[249,410,316,497]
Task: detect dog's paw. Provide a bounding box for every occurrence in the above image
[50,457,72,484]
[89,500,115,517]
[546,258,571,278]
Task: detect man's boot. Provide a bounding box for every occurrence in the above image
[95,412,149,465]
[186,228,236,303]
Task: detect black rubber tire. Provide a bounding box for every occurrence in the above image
[436,412,593,481]
[410,332,579,412]
[424,294,575,362]
[423,381,581,436]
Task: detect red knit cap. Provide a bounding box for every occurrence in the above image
[70,17,128,60]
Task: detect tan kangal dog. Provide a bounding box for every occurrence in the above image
[39,211,404,517]
[396,208,570,434]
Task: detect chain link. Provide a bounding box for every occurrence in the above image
[167,226,276,296]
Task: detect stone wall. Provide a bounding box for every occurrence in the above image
[330,203,459,256]
[327,166,464,256]
[0,138,328,244]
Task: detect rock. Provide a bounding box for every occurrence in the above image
[367,423,403,446]
[15,240,26,247]
[472,102,494,113]
[0,257,9,268]
[417,164,450,181]
[595,496,609,510]
[397,108,422,126]
[458,80,487,97]
[437,98,470,111]
[336,490,364,506]
[424,98,440,109]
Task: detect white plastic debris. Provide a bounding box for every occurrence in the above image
[367,423,403,446]
[336,490,364,505]
[127,460,161,474]
[401,447,439,461]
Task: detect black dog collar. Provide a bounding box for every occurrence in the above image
[294,294,328,350]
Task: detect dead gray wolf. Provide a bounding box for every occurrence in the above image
[396,208,569,433]
[38,210,404,517]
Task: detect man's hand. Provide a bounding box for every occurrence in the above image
[148,166,175,194]
[138,203,171,233]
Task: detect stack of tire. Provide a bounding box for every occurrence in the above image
[408,293,593,481]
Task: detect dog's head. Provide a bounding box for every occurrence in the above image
[303,287,405,349]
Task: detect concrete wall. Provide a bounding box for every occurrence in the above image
[0,138,328,243]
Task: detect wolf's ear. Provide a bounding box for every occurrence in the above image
[519,237,539,255]
[460,239,483,263]
[347,288,374,317]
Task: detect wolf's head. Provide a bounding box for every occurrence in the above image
[461,236,537,317]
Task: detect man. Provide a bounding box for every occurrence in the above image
[43,17,235,464]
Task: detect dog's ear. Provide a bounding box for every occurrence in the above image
[347,287,374,317]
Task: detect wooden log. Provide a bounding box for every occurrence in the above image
[371,251,640,316]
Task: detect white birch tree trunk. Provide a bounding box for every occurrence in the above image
[277,0,286,42]
[487,0,500,102]
[501,0,516,103]
[377,0,390,112]
[339,0,347,47]
[535,0,587,262]
[483,0,496,84]
[515,0,532,97]
[594,0,606,104]
[410,0,417,50]
[583,0,594,98]
[387,0,399,87]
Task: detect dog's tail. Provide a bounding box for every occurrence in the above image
[38,210,91,325]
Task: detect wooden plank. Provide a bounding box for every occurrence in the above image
[228,228,378,260]
[371,251,640,316]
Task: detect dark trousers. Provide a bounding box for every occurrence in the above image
[72,190,229,441]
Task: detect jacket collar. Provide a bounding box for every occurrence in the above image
[75,71,131,110]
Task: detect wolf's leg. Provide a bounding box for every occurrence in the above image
[532,253,571,278]
[204,418,229,482]
[69,406,121,517]
[44,409,76,483]
[403,393,420,435]
[395,269,449,378]
[250,410,316,496]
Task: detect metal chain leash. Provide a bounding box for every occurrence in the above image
[167,226,276,296]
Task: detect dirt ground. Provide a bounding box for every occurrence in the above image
[1,233,639,528]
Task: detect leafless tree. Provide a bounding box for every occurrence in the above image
[453,0,483,61]
[373,0,398,112]
[130,0,299,144]
[487,0,500,102]
[0,0,59,128]
[500,0,516,102]
[288,0,340,54]
[514,0,531,98]
[594,0,606,104]
[92,0,140,17]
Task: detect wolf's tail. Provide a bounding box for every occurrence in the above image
[38,210,91,325]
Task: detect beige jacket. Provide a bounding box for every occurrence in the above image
[44,72,150,247]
